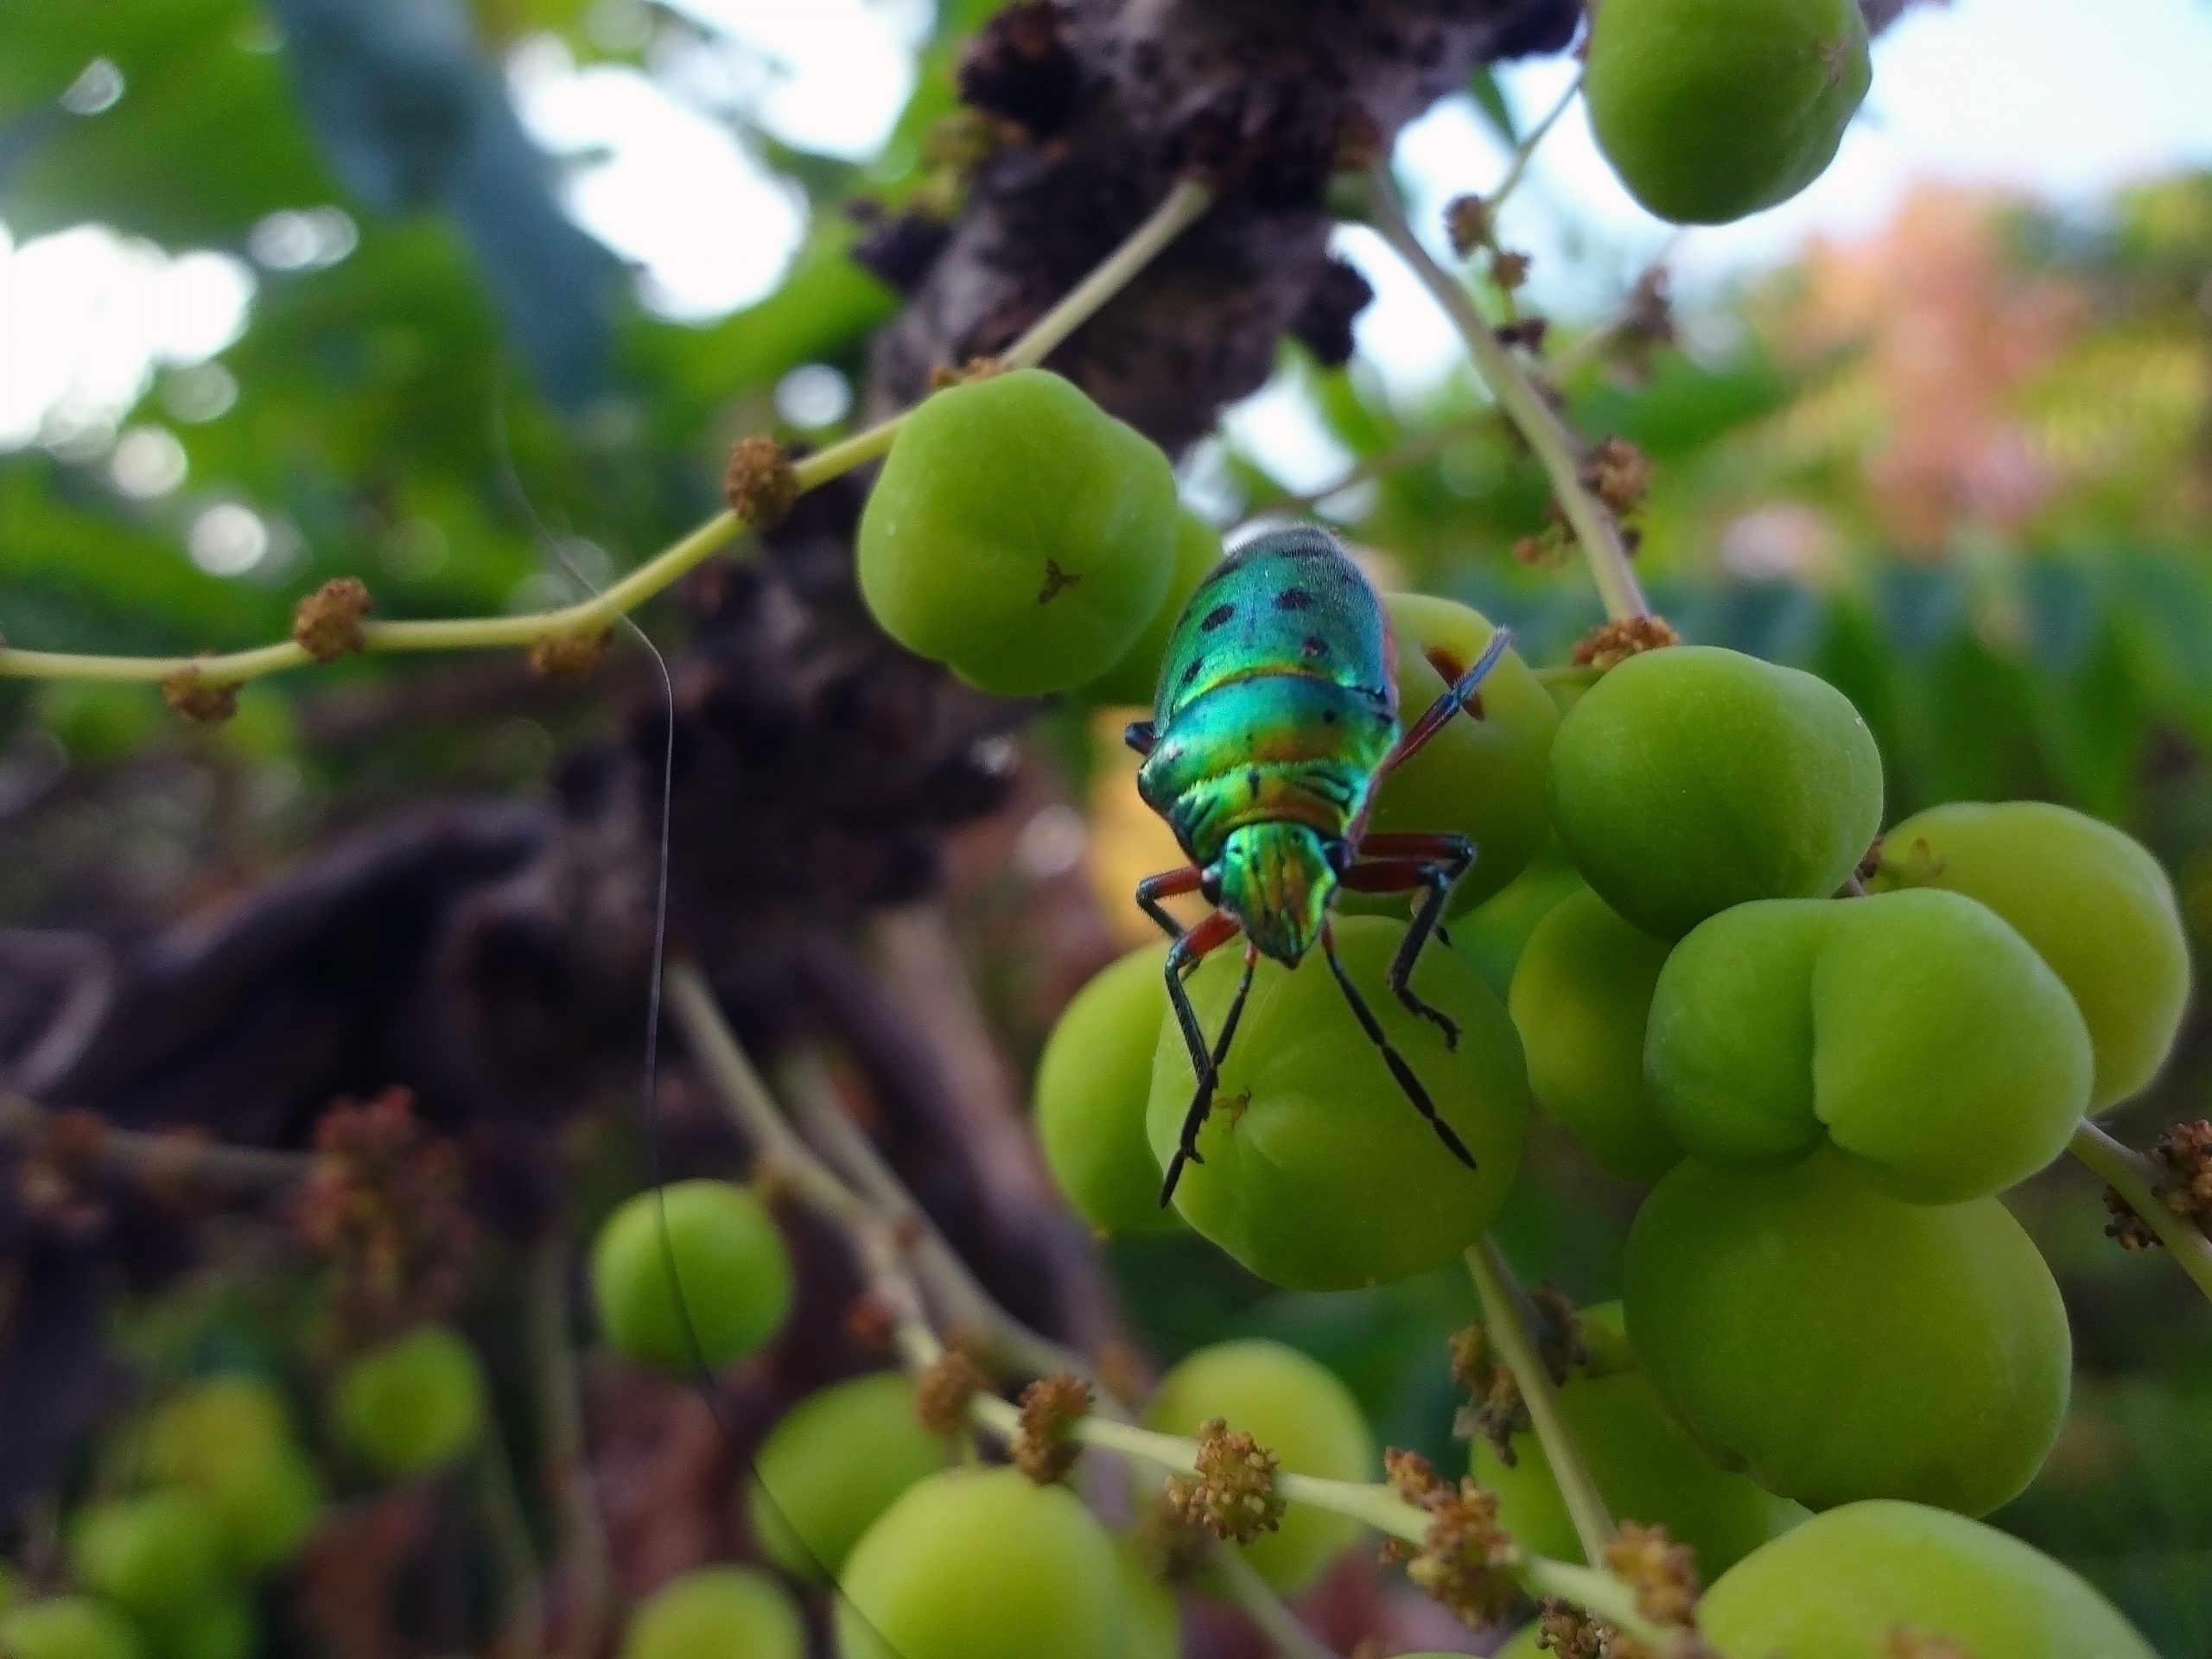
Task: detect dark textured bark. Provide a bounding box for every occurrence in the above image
[0,0,1582,1557]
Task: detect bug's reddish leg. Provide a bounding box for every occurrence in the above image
[1160,917,1250,1205]
[1135,864,1205,942]
[1346,836,1477,1047]
[1320,921,1477,1170]
[1346,629,1516,848]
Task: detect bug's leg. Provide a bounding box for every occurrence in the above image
[1321,922,1477,1171]
[1159,910,1244,1204]
[1387,628,1516,773]
[1344,832,1476,1047]
[1135,865,1205,942]
[1161,939,1259,1205]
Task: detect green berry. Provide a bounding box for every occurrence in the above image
[145,1376,321,1573]
[836,1468,1128,1659]
[1647,891,2092,1202]
[1508,888,1681,1183]
[1116,1546,1180,1659]
[1878,800,2191,1109]
[1700,1500,2157,1658]
[1586,0,1872,225]
[1345,594,1558,915]
[623,1566,804,1659]
[1037,944,1182,1236]
[592,1180,794,1372]
[1147,915,1529,1290]
[0,1599,146,1659]
[1143,1339,1373,1592]
[1088,510,1224,707]
[334,1326,486,1476]
[858,368,1180,697]
[67,1494,226,1624]
[1471,1305,1804,1579]
[1624,1151,2070,1516]
[1446,846,1583,1000]
[1549,646,1883,939]
[155,1593,253,1659]
[747,1372,951,1580]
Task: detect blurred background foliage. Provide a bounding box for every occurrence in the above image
[1,0,2209,1650]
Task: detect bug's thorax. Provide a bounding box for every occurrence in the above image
[1214,822,1342,965]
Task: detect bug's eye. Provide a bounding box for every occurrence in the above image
[1124,720,1157,756]
[1325,839,1355,874]
[1201,869,1223,903]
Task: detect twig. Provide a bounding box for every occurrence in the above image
[525,1231,615,1658]
[472,1416,549,1659]
[2071,1119,2212,1304]
[1212,1547,1339,1659]
[1466,1240,1618,1560]
[1243,410,1497,526]
[0,180,1213,690]
[1364,173,1650,624]
[0,1090,312,1193]
[1486,72,1583,220]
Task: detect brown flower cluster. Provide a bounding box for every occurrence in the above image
[1573,615,1681,671]
[1382,1448,1522,1628]
[294,1088,473,1338]
[1166,1418,1283,1546]
[1605,1521,1701,1626]
[526,628,613,679]
[158,665,238,725]
[722,435,801,531]
[1449,1323,1529,1463]
[914,1348,993,1436]
[1013,1373,1092,1484]
[292,577,373,662]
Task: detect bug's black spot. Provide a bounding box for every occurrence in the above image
[1199,603,1236,632]
[1246,767,1263,798]
[1179,658,1205,689]
[1301,634,1329,658]
[1321,709,1338,725]
[1275,588,1314,612]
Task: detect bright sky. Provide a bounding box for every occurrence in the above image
[5,0,2212,518]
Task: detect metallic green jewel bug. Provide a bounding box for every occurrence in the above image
[1126,523,1513,1202]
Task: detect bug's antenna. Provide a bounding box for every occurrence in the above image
[1159,942,1260,1204]
[1319,924,1477,1169]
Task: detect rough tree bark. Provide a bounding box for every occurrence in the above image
[0,0,1581,1573]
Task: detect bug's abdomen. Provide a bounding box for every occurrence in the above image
[1138,674,1396,865]
[1154,527,1395,724]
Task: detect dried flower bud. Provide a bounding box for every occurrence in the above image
[1580,436,1654,516]
[1013,1373,1092,1484]
[159,665,238,725]
[2102,1186,2163,1252]
[1493,249,1533,291]
[843,1293,898,1352]
[1573,615,1681,671]
[914,1349,993,1436]
[723,435,801,531]
[2152,1121,2212,1225]
[1446,194,1491,257]
[1166,1418,1283,1546]
[1448,1325,1529,1463]
[1385,1446,1522,1628]
[527,629,613,679]
[292,577,372,662]
[1497,316,1551,353]
[1537,1600,1606,1659]
[1605,1522,1701,1626]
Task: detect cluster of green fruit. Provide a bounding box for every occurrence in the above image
[1,1376,321,1659]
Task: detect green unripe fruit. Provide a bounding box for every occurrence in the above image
[1147,915,1529,1290]
[1701,1500,2157,1659]
[858,368,1180,697]
[747,1372,952,1580]
[146,1376,321,1572]
[836,1468,1128,1659]
[68,1494,226,1624]
[1349,594,1559,915]
[158,1593,254,1659]
[1486,1632,1543,1659]
[1550,646,1883,939]
[1088,510,1224,706]
[1647,892,2092,1202]
[0,1563,15,1617]
[1037,944,1180,1236]
[623,1566,805,1659]
[0,1599,146,1659]
[1624,1152,2070,1516]
[1586,0,1872,226]
[1471,1306,1804,1578]
[1143,1339,1373,1592]
[592,1179,794,1372]
[1449,847,1583,999]
[334,1326,486,1476]
[1116,1547,1180,1659]
[1508,889,1680,1183]
[1878,800,2191,1109]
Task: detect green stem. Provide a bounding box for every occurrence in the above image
[525,1232,615,1658]
[0,181,1211,690]
[0,1089,312,1192]
[1467,1239,1618,1560]
[1485,72,1583,220]
[1211,1548,1338,1659]
[2070,1118,2212,1304]
[1364,172,1649,624]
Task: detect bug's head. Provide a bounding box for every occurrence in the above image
[1216,823,1341,966]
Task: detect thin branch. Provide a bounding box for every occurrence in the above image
[1467,1240,1617,1560]
[525,1232,615,1658]
[1486,72,1583,220]
[2070,1119,2212,1304]
[0,1090,312,1193]
[1243,410,1497,526]
[1364,172,1650,623]
[472,1416,549,1659]
[0,180,1212,690]
[1212,1548,1338,1659]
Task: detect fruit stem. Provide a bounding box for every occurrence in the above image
[524,1230,615,1658]
[1487,72,1584,221]
[1363,172,1652,625]
[2070,1118,2212,1304]
[470,1415,549,1659]
[1211,1548,1340,1659]
[1466,1239,1620,1560]
[0,180,1214,690]
[0,1087,314,1191]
